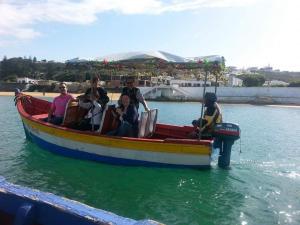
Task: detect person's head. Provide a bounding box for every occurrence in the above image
[121,94,130,107]
[204,92,217,107]
[58,82,67,94]
[125,76,135,89]
[91,75,100,88]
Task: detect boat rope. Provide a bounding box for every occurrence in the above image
[14,94,31,106]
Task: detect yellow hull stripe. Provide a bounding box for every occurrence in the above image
[22,116,211,155]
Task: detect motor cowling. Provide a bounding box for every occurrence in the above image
[213,123,240,140]
[213,123,241,168]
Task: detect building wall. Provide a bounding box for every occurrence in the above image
[170,79,211,87]
[228,76,243,87]
[16,77,38,84]
[0,82,28,92]
[140,86,300,104]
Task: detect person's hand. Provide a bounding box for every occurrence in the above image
[145,107,150,112]
[116,108,123,115]
[111,110,118,118]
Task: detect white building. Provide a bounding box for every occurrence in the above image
[170,79,211,87]
[228,75,243,87]
[151,76,173,85]
[17,77,38,84]
[260,66,273,72]
[247,67,259,73]
[65,58,88,63]
[263,80,289,87]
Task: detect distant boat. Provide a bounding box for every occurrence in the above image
[15,92,240,169]
[0,176,160,225]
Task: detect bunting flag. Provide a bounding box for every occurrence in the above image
[103,59,108,65]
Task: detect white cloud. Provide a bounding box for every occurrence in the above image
[0,0,256,42]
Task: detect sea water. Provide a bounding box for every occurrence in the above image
[0,96,299,225]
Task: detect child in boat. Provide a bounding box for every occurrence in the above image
[190,92,222,138]
[107,94,139,137]
[46,82,74,125]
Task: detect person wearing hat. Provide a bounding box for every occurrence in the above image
[190,92,222,138]
[120,76,150,112]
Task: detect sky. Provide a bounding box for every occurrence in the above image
[0,0,300,71]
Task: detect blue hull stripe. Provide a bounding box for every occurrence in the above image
[25,127,210,169]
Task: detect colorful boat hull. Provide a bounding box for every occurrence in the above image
[16,95,213,168]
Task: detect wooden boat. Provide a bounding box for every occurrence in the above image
[15,93,240,168]
[13,53,243,168]
[0,176,161,225]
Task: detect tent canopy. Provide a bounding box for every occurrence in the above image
[96,50,224,64]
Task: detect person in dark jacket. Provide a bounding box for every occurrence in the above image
[107,94,139,137]
[120,76,149,111]
[85,75,109,108]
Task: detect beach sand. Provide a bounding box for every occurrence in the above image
[0,92,121,101]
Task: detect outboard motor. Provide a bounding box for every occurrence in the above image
[213,123,240,168]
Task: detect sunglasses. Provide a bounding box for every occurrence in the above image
[59,86,66,89]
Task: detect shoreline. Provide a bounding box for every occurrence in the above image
[142,98,300,107]
[1,91,300,107]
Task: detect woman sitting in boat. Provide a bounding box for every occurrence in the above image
[190,92,222,138]
[46,82,74,125]
[107,94,139,137]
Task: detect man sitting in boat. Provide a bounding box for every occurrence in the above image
[189,92,222,138]
[46,82,74,125]
[85,75,109,108]
[107,94,139,137]
[119,76,150,112]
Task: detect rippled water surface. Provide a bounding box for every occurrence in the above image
[1,96,300,225]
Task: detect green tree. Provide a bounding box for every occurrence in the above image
[0,56,8,80]
[240,74,265,87]
[288,81,300,87]
[4,75,18,82]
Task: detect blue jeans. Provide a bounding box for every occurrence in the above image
[107,121,136,137]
